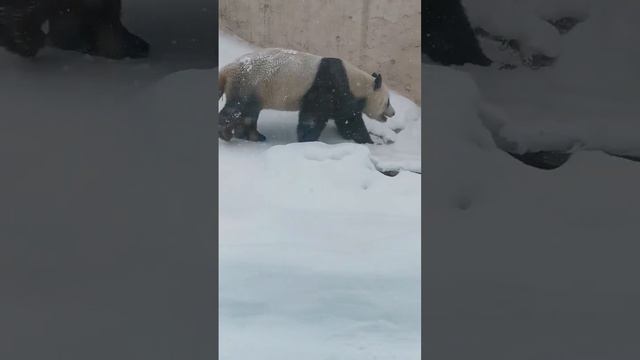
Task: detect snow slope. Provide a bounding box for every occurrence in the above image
[218,32,421,360]
[424,1,640,358]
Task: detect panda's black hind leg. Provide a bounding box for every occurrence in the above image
[218,104,238,141]
[297,112,328,142]
[0,1,47,57]
[234,116,266,142]
[247,116,266,142]
[219,97,264,142]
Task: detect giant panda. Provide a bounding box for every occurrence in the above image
[0,0,149,59]
[218,48,396,144]
[423,0,491,66]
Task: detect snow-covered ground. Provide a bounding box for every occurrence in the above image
[425,1,640,358]
[0,2,217,359]
[218,32,421,360]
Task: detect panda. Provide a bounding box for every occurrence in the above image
[423,0,491,66]
[0,0,149,59]
[218,48,396,144]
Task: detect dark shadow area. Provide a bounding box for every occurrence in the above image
[124,0,217,71]
[0,1,218,359]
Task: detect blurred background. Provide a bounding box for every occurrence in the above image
[124,0,217,72]
[422,1,640,359]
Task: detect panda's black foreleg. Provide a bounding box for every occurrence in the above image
[220,97,265,142]
[335,113,373,144]
[297,112,328,142]
[334,118,353,140]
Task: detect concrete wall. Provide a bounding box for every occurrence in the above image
[219,0,421,104]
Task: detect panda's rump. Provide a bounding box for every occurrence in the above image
[232,48,321,111]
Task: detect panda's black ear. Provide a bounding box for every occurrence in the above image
[372,73,382,90]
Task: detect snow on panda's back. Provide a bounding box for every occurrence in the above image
[233,48,322,111]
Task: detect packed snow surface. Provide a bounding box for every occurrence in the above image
[218,32,421,360]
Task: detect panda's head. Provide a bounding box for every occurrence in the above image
[363,73,395,122]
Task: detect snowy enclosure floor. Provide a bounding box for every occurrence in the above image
[218,32,421,360]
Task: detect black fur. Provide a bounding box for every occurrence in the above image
[0,0,47,57]
[218,93,264,142]
[423,0,491,66]
[0,0,149,59]
[298,57,372,144]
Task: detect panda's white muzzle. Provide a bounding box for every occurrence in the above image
[379,105,395,121]
[385,105,396,118]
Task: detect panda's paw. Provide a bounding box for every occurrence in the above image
[122,29,150,59]
[248,131,266,142]
[93,26,149,59]
[5,28,45,58]
[219,127,234,142]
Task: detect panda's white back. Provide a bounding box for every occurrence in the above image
[232,48,321,111]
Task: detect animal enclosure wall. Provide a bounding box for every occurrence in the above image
[219,0,421,104]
